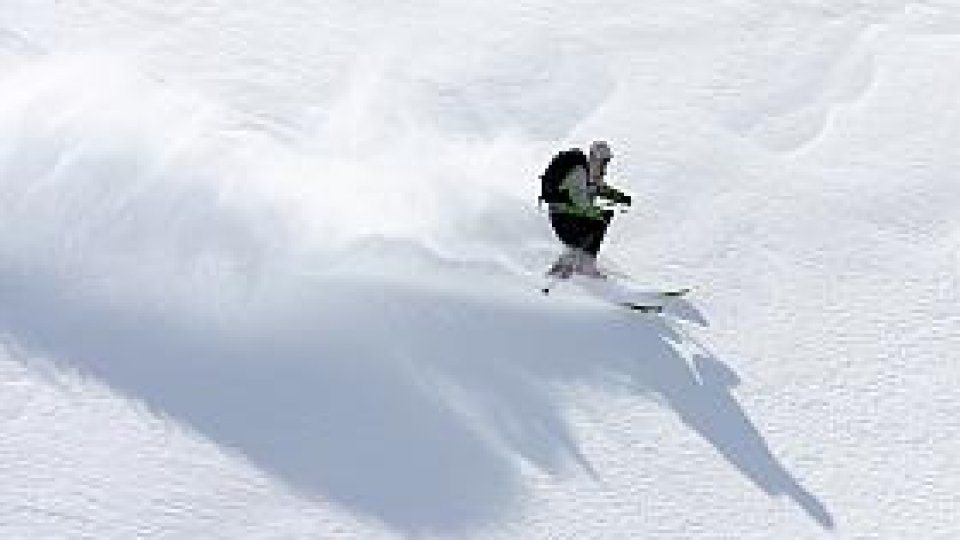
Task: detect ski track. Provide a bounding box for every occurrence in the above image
[0,1,959,539]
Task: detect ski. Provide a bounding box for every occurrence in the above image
[619,303,663,313]
[658,287,692,298]
[543,275,691,299]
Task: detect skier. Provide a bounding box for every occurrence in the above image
[542,140,632,278]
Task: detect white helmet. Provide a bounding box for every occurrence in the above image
[589,140,613,162]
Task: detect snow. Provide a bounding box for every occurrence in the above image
[0,1,958,538]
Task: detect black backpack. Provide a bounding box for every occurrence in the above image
[539,148,588,205]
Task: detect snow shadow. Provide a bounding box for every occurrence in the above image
[0,266,832,533]
[629,328,836,530]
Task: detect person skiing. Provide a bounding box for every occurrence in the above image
[543,140,632,278]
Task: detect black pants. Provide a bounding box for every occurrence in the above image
[549,212,609,256]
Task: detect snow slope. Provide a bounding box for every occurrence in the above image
[0,1,958,538]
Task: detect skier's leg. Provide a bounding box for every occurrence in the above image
[547,247,576,277]
[586,211,612,255]
[576,217,610,277]
[548,213,585,277]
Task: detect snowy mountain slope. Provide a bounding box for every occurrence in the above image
[0,1,958,538]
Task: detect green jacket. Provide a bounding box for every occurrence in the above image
[551,164,629,220]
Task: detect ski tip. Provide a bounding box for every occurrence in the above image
[620,303,664,314]
[662,287,692,297]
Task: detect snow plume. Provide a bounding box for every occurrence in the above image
[0,50,542,313]
[0,53,290,315]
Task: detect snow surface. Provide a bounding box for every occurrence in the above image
[0,1,958,538]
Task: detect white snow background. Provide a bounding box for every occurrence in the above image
[0,1,958,538]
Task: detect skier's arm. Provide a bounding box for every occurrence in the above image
[597,184,632,206]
